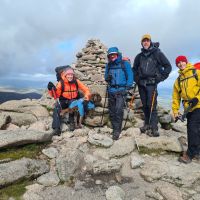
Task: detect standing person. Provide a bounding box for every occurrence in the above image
[105,47,134,140]
[172,56,200,164]
[133,34,172,137]
[47,67,91,135]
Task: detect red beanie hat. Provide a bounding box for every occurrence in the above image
[175,56,188,66]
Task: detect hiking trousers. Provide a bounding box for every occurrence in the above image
[186,108,200,158]
[138,84,158,130]
[108,91,125,133]
[52,99,75,130]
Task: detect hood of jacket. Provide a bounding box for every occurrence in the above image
[107,47,122,64]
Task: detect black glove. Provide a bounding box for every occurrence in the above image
[47,82,56,91]
[189,97,199,108]
[105,75,112,83]
[155,73,163,84]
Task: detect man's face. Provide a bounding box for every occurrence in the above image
[142,39,151,49]
[177,61,187,70]
[108,53,118,62]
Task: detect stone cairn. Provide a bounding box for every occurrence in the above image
[73,39,107,86]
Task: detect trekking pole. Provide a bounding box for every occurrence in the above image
[123,84,137,130]
[148,87,156,126]
[51,88,62,130]
[175,103,192,122]
[100,84,108,126]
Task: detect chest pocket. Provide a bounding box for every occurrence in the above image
[139,56,158,78]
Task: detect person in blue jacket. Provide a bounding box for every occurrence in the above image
[105,47,134,140]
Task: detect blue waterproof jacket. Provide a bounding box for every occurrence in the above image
[105,47,134,93]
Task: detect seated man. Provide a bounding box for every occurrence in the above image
[60,93,102,128]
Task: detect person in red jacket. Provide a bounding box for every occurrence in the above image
[47,67,91,135]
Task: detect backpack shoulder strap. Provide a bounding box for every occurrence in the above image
[74,78,79,91]
[192,69,198,81]
[60,79,65,95]
[177,69,198,93]
[121,61,128,81]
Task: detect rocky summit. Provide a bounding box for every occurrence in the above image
[0,39,198,200]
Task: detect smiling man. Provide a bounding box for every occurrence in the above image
[133,34,172,137]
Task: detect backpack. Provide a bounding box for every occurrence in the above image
[177,63,199,93]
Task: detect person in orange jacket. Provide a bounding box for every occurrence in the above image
[47,67,91,135]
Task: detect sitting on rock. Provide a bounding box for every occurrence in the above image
[60,93,102,128]
[172,55,200,164]
[47,66,91,135]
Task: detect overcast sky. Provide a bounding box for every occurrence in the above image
[0,0,200,89]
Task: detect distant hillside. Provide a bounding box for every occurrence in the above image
[0,91,42,104]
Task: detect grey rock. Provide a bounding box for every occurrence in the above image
[42,147,59,159]
[87,133,113,147]
[56,150,82,181]
[136,135,182,153]
[2,111,37,126]
[0,130,52,149]
[130,153,145,169]
[0,158,49,187]
[81,55,96,61]
[92,159,122,175]
[140,160,168,182]
[93,137,135,159]
[37,172,60,186]
[156,184,183,200]
[159,114,172,124]
[106,186,125,200]
[0,112,11,129]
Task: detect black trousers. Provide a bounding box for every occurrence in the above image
[138,84,158,130]
[108,92,125,133]
[186,108,200,158]
[52,99,75,130]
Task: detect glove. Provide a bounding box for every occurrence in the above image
[47,82,56,91]
[189,97,199,108]
[105,75,112,82]
[155,74,163,84]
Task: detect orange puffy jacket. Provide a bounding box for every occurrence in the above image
[49,78,91,101]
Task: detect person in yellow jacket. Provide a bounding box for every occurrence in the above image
[172,55,200,164]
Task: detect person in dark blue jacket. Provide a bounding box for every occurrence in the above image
[105,47,134,140]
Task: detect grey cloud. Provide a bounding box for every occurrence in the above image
[0,0,200,87]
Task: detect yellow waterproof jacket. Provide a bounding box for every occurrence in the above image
[172,63,200,115]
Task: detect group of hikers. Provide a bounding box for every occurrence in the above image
[47,34,200,164]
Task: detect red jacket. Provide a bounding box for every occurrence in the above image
[49,78,91,100]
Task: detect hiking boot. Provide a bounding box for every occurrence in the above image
[112,131,120,141]
[140,124,149,134]
[69,122,75,132]
[178,152,192,164]
[192,154,200,163]
[52,128,61,136]
[151,129,160,137]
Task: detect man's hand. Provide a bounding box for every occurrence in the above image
[189,97,199,108]
[105,75,112,82]
[47,82,56,91]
